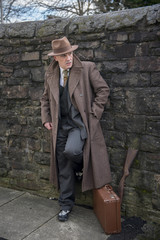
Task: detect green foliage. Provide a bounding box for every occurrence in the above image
[124,0,160,9]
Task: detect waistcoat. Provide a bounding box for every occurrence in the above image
[59,80,87,140]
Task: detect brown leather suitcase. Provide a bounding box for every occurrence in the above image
[93,185,121,234]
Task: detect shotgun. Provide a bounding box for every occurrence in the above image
[118,148,138,203]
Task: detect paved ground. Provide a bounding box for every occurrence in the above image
[0,187,159,240]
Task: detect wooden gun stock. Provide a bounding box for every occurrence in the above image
[118,148,138,203]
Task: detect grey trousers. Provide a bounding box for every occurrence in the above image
[56,127,85,211]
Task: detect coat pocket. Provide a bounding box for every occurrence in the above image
[89,112,100,141]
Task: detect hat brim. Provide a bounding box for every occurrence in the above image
[48,45,78,56]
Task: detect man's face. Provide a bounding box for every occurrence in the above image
[54,52,73,70]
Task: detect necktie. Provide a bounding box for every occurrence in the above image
[63,69,68,87]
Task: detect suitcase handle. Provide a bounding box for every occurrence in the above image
[104,184,113,191]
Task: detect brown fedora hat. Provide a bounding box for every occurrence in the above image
[48,36,78,56]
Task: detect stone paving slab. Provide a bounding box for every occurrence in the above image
[24,205,107,240]
[0,187,107,240]
[0,187,24,206]
[0,188,58,240]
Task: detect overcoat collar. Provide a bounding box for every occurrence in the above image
[46,54,83,103]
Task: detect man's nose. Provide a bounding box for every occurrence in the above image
[66,54,72,60]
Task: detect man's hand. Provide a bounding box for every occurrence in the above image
[44,122,53,130]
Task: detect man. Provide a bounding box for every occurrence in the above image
[41,36,112,221]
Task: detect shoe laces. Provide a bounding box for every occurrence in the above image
[59,210,70,216]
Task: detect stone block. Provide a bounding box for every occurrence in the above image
[31,67,45,82]
[126,169,155,192]
[29,87,43,101]
[105,130,126,148]
[103,61,127,72]
[36,18,70,37]
[151,47,160,56]
[22,52,40,61]
[38,166,50,180]
[129,31,157,42]
[20,125,39,139]
[7,77,31,86]
[8,124,22,136]
[146,117,160,137]
[147,5,160,24]
[101,111,115,130]
[21,106,41,117]
[112,73,150,87]
[115,43,137,58]
[94,47,117,61]
[78,41,100,49]
[3,54,20,64]
[129,57,160,72]
[115,114,145,133]
[110,87,125,111]
[125,88,160,114]
[20,38,41,46]
[151,72,160,86]
[140,135,160,152]
[109,148,126,167]
[138,152,160,173]
[105,7,147,30]
[20,138,41,152]
[125,134,140,149]
[34,152,50,166]
[28,60,42,67]
[76,49,93,60]
[2,86,29,99]
[13,68,30,78]
[109,32,128,42]
[0,46,13,55]
[123,187,152,210]
[5,22,36,38]
[70,14,106,34]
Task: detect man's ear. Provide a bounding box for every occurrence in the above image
[54,56,57,61]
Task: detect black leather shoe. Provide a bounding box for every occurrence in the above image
[58,210,70,222]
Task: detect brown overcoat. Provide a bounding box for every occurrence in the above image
[41,55,112,192]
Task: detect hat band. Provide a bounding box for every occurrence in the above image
[53,45,72,54]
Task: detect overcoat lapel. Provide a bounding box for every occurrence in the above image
[47,62,60,104]
[69,55,83,100]
[69,68,81,99]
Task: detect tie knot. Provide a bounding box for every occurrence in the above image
[63,69,68,77]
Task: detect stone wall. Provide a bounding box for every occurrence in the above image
[0,4,160,224]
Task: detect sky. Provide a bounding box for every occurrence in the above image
[2,0,78,23]
[2,0,53,22]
